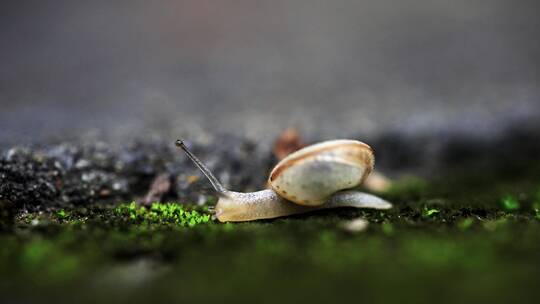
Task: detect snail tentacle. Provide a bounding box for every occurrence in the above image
[175,139,227,194]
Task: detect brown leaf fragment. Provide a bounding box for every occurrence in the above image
[144,173,172,205]
[273,128,306,160]
[186,175,200,184]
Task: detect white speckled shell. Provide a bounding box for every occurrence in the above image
[268,139,374,206]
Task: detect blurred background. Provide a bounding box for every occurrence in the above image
[1,0,539,143]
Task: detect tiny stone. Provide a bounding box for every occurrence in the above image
[5,149,18,161]
[81,173,92,182]
[75,159,91,169]
[342,218,369,233]
[197,195,207,206]
[112,182,123,191]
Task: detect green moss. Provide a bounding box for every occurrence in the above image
[56,209,68,219]
[19,238,83,283]
[114,202,211,227]
[483,218,509,231]
[422,205,440,217]
[21,239,54,271]
[2,203,540,303]
[381,222,394,235]
[2,162,540,303]
[501,195,520,211]
[457,218,474,230]
[533,202,540,220]
[534,188,540,220]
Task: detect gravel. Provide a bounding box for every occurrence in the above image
[1,124,539,210]
[0,136,272,209]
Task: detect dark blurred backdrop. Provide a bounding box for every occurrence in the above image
[1,0,539,143]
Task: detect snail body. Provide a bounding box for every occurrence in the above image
[216,189,391,222]
[176,139,392,222]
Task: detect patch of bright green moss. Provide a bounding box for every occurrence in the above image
[56,209,69,219]
[114,202,211,227]
[422,205,440,217]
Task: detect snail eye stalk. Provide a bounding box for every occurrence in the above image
[175,140,226,194]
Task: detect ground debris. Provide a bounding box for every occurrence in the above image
[143,173,173,206]
[0,136,271,209]
[2,126,540,210]
[272,128,306,160]
[341,217,369,233]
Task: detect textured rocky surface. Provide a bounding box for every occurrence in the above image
[1,124,539,210]
[0,136,272,209]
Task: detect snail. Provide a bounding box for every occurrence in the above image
[175,139,392,222]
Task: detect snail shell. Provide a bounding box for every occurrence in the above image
[268,139,374,206]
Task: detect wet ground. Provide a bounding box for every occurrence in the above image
[1,158,540,304]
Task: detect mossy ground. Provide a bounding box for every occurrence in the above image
[1,161,540,304]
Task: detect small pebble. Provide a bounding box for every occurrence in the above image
[341,217,369,233]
